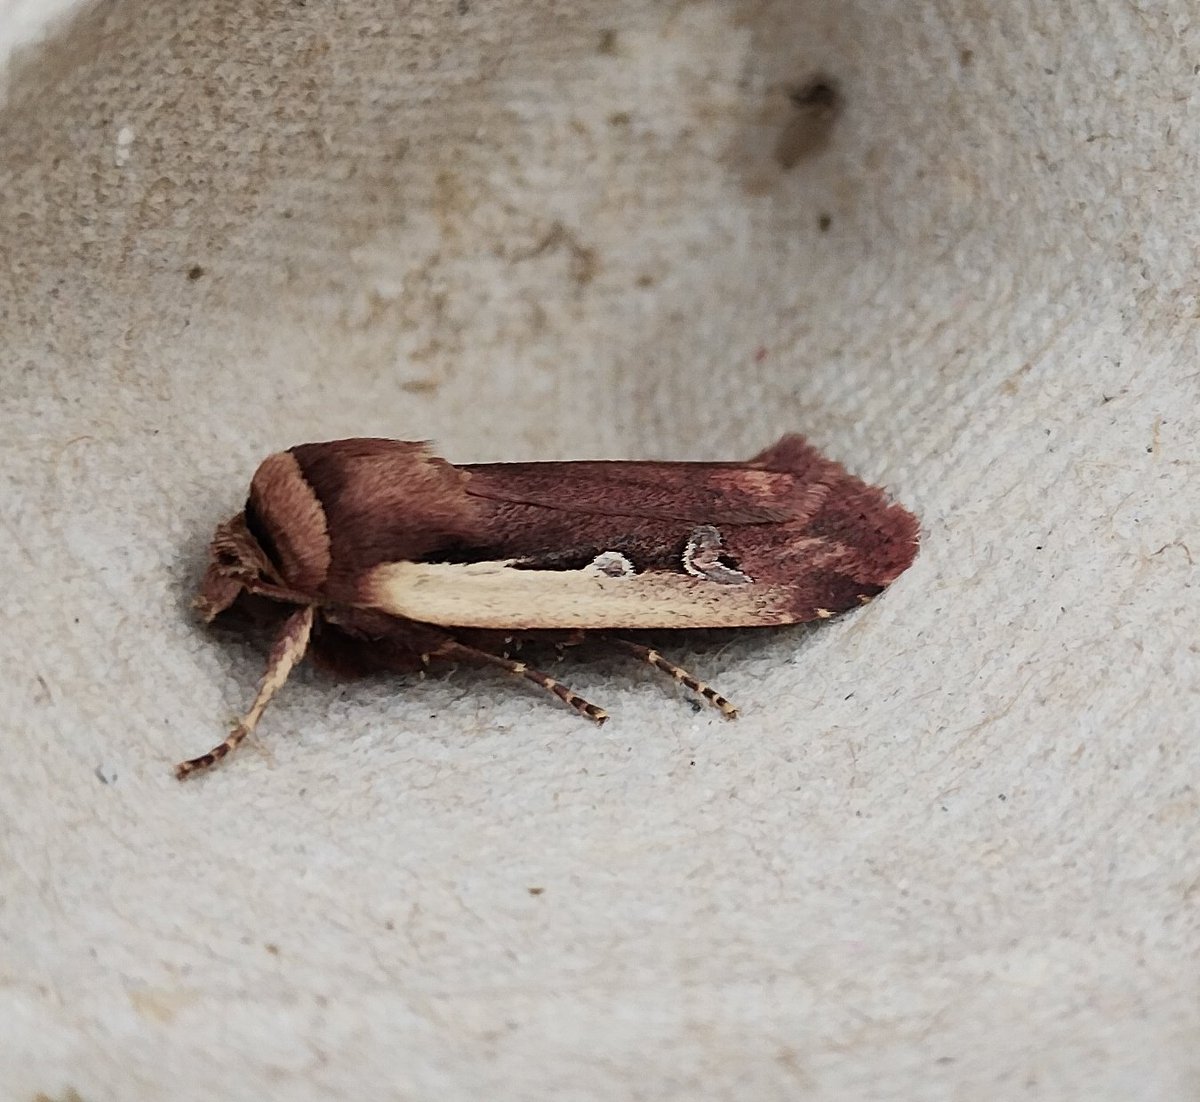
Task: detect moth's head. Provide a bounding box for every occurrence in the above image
[195,451,333,622]
[194,512,279,622]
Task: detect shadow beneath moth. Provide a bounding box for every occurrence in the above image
[178,435,919,778]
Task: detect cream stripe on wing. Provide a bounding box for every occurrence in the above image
[359,559,799,629]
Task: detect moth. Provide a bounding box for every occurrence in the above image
[177,435,918,777]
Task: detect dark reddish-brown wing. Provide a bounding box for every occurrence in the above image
[447,434,919,622]
[339,433,917,629]
[458,454,822,570]
[462,460,807,523]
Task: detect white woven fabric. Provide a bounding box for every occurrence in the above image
[2,2,1197,1098]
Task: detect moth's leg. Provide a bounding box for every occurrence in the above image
[480,629,588,661]
[552,629,589,660]
[604,637,739,719]
[176,605,315,779]
[434,639,608,724]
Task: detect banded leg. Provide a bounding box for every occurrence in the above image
[176,605,315,779]
[605,638,738,718]
[437,640,608,724]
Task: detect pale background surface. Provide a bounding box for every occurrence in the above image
[1,1,1197,1099]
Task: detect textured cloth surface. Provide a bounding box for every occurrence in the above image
[2,2,1198,1099]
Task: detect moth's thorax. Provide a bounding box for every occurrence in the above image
[245,451,332,592]
[195,451,333,620]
